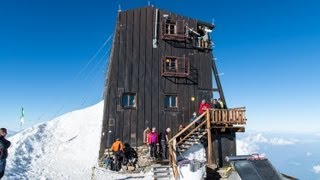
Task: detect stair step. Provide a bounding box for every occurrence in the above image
[191,132,207,137]
[152,165,173,180]
[180,144,192,147]
[183,142,194,145]
[152,175,172,180]
[177,150,186,154]
[192,132,202,135]
[152,166,171,171]
[152,165,171,168]
[178,146,190,150]
[153,169,172,173]
[152,168,171,172]
[154,172,171,176]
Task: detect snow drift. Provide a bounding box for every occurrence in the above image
[5,101,104,180]
[4,100,281,179]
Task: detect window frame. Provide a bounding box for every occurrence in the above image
[161,56,189,77]
[165,57,178,71]
[162,18,187,41]
[121,92,137,109]
[165,94,178,110]
[165,22,176,35]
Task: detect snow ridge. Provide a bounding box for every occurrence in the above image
[5,101,104,180]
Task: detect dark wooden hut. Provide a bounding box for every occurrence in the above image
[99,6,246,167]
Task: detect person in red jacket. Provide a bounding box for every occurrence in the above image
[197,99,210,129]
[147,127,158,159]
[198,99,210,114]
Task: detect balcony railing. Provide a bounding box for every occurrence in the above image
[161,20,187,41]
[211,107,246,126]
[161,56,190,77]
[168,107,247,178]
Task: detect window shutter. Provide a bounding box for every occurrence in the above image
[177,57,185,73]
[176,20,185,35]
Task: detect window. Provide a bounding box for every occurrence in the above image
[165,57,177,71]
[162,19,187,41]
[165,95,178,109]
[165,23,176,35]
[161,56,189,77]
[122,93,136,108]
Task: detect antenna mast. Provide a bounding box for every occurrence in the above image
[118,4,122,12]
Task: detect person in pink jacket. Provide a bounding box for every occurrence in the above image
[147,127,158,158]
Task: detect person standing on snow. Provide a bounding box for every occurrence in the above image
[160,128,171,160]
[0,128,11,179]
[147,127,158,159]
[110,138,125,171]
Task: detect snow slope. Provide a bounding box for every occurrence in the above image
[7,130,19,138]
[4,100,282,179]
[5,101,104,180]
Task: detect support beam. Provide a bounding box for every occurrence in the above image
[212,58,227,108]
[206,110,213,165]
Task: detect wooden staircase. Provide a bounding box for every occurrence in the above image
[168,108,247,179]
[152,164,173,180]
[176,129,207,155]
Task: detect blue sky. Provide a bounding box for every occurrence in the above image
[1,0,320,132]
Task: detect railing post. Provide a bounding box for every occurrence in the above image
[206,109,213,165]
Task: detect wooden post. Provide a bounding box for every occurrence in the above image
[206,109,213,165]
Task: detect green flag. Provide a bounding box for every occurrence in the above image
[20,107,25,125]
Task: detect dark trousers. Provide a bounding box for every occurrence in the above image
[161,140,167,159]
[114,151,126,171]
[150,143,156,158]
[0,159,6,179]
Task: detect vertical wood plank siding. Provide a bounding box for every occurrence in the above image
[99,7,234,163]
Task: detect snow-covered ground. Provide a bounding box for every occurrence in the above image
[4,101,153,180]
[5,102,104,180]
[93,167,152,179]
[7,130,19,138]
[5,100,311,179]
[4,100,205,180]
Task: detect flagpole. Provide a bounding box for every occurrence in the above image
[20,107,25,131]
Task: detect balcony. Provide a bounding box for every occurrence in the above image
[161,56,189,77]
[161,20,187,41]
[210,107,246,131]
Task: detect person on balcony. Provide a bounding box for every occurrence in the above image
[198,99,210,114]
[212,98,221,109]
[218,98,225,109]
[198,99,210,130]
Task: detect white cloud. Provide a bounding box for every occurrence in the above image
[289,161,301,166]
[243,133,295,145]
[236,139,259,155]
[312,165,320,174]
[269,137,295,145]
[307,152,312,157]
[236,133,296,155]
